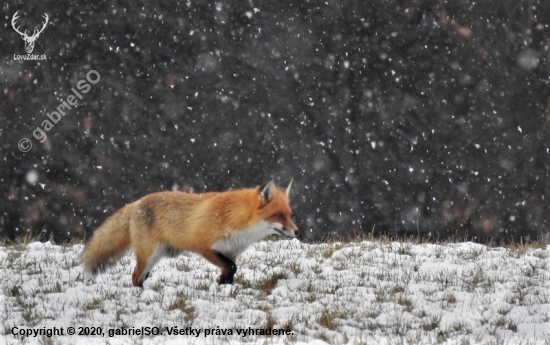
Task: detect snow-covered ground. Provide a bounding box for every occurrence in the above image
[1,239,549,344]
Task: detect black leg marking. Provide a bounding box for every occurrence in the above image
[135,272,150,288]
[164,244,181,258]
[215,252,237,285]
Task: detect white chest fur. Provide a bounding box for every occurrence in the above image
[211,221,279,259]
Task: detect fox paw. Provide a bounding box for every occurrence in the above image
[133,272,151,288]
[217,274,234,285]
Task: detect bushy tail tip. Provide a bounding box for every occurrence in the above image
[81,205,132,276]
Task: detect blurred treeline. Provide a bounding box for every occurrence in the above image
[2,0,550,244]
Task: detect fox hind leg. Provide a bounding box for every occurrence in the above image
[132,242,165,287]
[132,251,149,287]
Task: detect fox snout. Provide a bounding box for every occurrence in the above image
[282,217,299,239]
[275,226,299,240]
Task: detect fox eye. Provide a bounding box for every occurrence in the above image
[275,212,284,220]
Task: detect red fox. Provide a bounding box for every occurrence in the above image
[81,181,298,287]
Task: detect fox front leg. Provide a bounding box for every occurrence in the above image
[200,249,237,284]
[215,252,237,284]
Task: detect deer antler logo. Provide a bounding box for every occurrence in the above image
[12,11,49,54]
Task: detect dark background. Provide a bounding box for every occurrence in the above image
[2,0,550,244]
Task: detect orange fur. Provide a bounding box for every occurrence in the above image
[81,181,298,287]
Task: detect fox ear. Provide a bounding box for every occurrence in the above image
[286,178,293,198]
[259,181,276,204]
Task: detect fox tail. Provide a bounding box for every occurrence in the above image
[81,204,133,274]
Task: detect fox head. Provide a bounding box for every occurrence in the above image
[256,180,299,239]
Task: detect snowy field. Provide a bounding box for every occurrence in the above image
[1,239,549,345]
